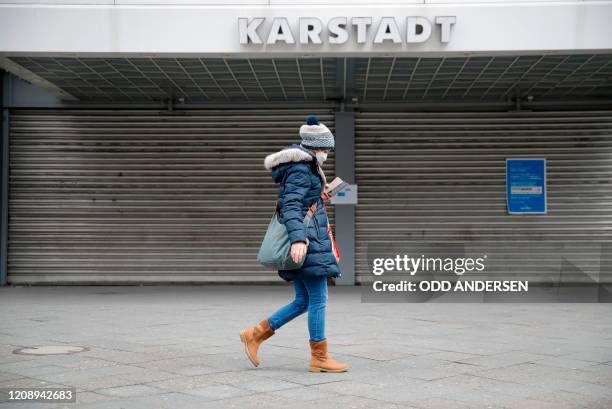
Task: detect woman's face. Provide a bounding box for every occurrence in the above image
[313,149,330,164]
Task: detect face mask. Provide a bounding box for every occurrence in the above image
[315,151,328,165]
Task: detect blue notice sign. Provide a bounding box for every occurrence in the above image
[506,158,547,214]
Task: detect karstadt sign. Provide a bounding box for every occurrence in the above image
[239,16,456,45]
[5,3,612,54]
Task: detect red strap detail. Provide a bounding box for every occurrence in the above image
[323,202,341,263]
[306,201,318,219]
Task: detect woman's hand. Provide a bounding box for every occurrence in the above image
[322,183,331,202]
[291,242,308,263]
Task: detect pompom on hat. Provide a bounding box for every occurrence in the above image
[299,115,335,151]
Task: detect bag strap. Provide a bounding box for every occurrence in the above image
[304,200,318,223]
[275,198,318,224]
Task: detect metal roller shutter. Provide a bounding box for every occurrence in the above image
[8,109,335,284]
[355,111,612,285]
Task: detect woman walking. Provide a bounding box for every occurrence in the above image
[239,115,348,373]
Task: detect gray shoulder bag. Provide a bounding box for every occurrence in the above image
[256,200,318,270]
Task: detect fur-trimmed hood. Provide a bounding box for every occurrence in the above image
[264,144,326,185]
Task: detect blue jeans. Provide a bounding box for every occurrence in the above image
[267,276,328,342]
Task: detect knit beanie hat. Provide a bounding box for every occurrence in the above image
[299,115,335,151]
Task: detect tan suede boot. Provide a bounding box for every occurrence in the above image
[309,339,348,373]
[239,319,274,367]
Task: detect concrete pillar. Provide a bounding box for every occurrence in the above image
[0,71,8,286]
[334,111,355,285]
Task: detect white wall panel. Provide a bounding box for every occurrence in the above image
[0,3,611,55]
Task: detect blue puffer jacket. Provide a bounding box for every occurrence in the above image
[264,144,341,282]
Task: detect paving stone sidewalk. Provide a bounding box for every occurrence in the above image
[0,285,611,409]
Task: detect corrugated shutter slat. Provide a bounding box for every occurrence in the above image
[8,109,335,284]
[355,111,612,284]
